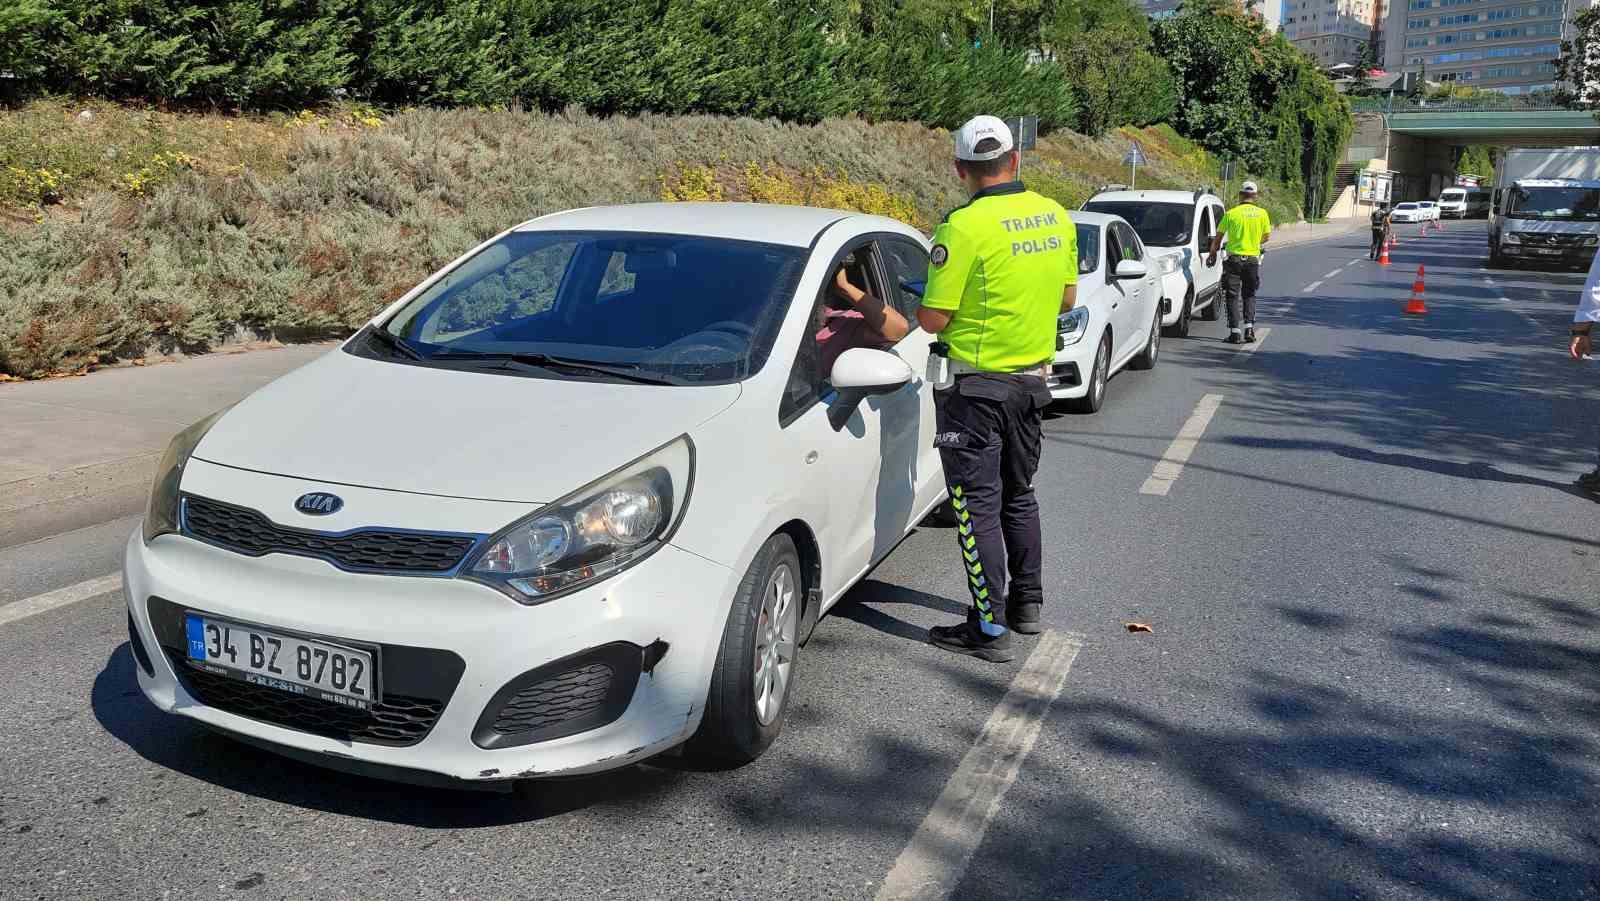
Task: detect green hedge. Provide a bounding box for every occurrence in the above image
[4,0,1076,131]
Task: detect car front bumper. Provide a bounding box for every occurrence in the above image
[1499,243,1597,264]
[1047,334,1096,400]
[124,527,737,784]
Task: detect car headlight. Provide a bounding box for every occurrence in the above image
[1583,236,1598,246]
[1503,232,1521,243]
[1058,306,1090,347]
[463,436,694,604]
[143,408,231,543]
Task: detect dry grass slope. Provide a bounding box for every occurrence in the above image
[0,101,1303,378]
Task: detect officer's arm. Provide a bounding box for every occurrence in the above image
[918,307,954,334]
[1061,284,1077,313]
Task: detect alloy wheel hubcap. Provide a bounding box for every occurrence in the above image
[752,562,797,726]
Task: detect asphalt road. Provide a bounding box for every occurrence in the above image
[3,220,1598,900]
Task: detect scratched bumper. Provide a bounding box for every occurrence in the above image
[123,528,735,782]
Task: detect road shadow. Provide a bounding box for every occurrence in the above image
[830,578,967,643]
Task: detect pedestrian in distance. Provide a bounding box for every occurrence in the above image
[1572,247,1600,494]
[1369,202,1392,261]
[1205,181,1273,344]
[918,115,1078,663]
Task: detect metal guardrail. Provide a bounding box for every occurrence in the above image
[1348,95,1574,113]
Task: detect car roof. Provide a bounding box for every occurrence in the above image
[1087,190,1218,205]
[514,202,917,248]
[1066,210,1122,230]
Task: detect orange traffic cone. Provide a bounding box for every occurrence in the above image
[1379,237,1391,266]
[1404,264,1427,315]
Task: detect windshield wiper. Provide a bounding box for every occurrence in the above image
[425,351,682,385]
[366,326,425,360]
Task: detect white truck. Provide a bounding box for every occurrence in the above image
[1488,148,1600,269]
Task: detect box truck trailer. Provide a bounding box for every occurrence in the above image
[1489,148,1600,268]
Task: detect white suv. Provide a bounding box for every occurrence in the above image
[1083,188,1227,338]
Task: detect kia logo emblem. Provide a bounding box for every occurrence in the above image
[294,493,343,516]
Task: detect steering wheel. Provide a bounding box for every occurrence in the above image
[697,320,756,341]
[647,320,755,363]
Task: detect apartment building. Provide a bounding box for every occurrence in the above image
[1381,0,1591,94]
[1284,0,1384,66]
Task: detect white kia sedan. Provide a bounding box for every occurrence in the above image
[1047,210,1164,413]
[124,203,951,787]
[1390,202,1424,223]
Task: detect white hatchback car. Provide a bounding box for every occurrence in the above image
[1046,211,1164,413]
[1082,189,1226,337]
[1416,200,1440,221]
[124,203,953,788]
[1390,202,1424,223]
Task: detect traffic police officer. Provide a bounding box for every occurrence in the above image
[1205,180,1273,344]
[919,116,1078,663]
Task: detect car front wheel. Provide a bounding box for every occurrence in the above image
[1130,308,1160,370]
[1066,332,1110,414]
[689,533,801,764]
[1164,291,1193,338]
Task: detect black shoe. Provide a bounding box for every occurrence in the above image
[1244,327,1257,343]
[1225,332,1244,345]
[929,622,1014,662]
[1578,468,1600,493]
[1009,602,1043,635]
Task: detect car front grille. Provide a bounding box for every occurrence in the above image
[182,494,479,575]
[473,643,644,749]
[1520,233,1587,248]
[145,597,465,748]
[167,650,446,745]
[491,663,615,735]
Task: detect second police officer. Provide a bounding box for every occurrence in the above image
[918,116,1078,663]
[1206,180,1273,344]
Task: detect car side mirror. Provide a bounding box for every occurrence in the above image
[899,279,926,298]
[827,348,913,430]
[1114,259,1149,280]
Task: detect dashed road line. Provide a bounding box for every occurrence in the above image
[1322,269,1342,280]
[1234,327,1271,358]
[0,573,122,628]
[876,630,1084,901]
[1139,393,1225,497]
[1302,280,1324,294]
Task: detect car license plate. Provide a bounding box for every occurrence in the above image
[184,613,378,709]
[1533,247,1561,255]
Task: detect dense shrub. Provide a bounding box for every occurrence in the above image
[5,0,1076,131]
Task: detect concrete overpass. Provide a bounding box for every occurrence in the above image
[1330,105,1600,215]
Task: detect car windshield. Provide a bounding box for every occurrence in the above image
[374,230,807,384]
[1507,187,1600,220]
[1440,191,1465,202]
[1395,204,1418,210]
[1075,224,1100,275]
[1082,201,1194,247]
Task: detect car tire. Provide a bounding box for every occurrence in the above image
[1199,291,1220,321]
[1130,308,1160,370]
[1066,332,1110,414]
[688,533,801,765]
[1164,291,1193,338]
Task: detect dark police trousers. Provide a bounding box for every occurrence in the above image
[933,372,1050,630]
[1222,255,1262,328]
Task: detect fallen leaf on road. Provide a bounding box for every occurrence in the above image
[1125,622,1154,634]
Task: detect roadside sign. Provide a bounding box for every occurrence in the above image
[1122,142,1147,167]
[1221,159,1237,182]
[1005,116,1039,151]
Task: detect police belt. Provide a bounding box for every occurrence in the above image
[950,360,1050,379]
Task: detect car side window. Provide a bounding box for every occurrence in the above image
[1115,223,1143,261]
[1197,206,1214,246]
[779,239,890,427]
[1104,227,1123,268]
[877,237,928,319]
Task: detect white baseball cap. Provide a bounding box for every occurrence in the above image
[1240,180,1259,194]
[955,115,1015,162]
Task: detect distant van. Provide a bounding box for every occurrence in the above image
[1438,187,1491,219]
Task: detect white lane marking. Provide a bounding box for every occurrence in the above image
[1500,296,1544,331]
[876,630,1084,901]
[0,573,122,627]
[1234,327,1271,359]
[1139,393,1225,497]
[1322,269,1342,280]
[1302,280,1324,294]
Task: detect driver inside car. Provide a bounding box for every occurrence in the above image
[814,256,911,377]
